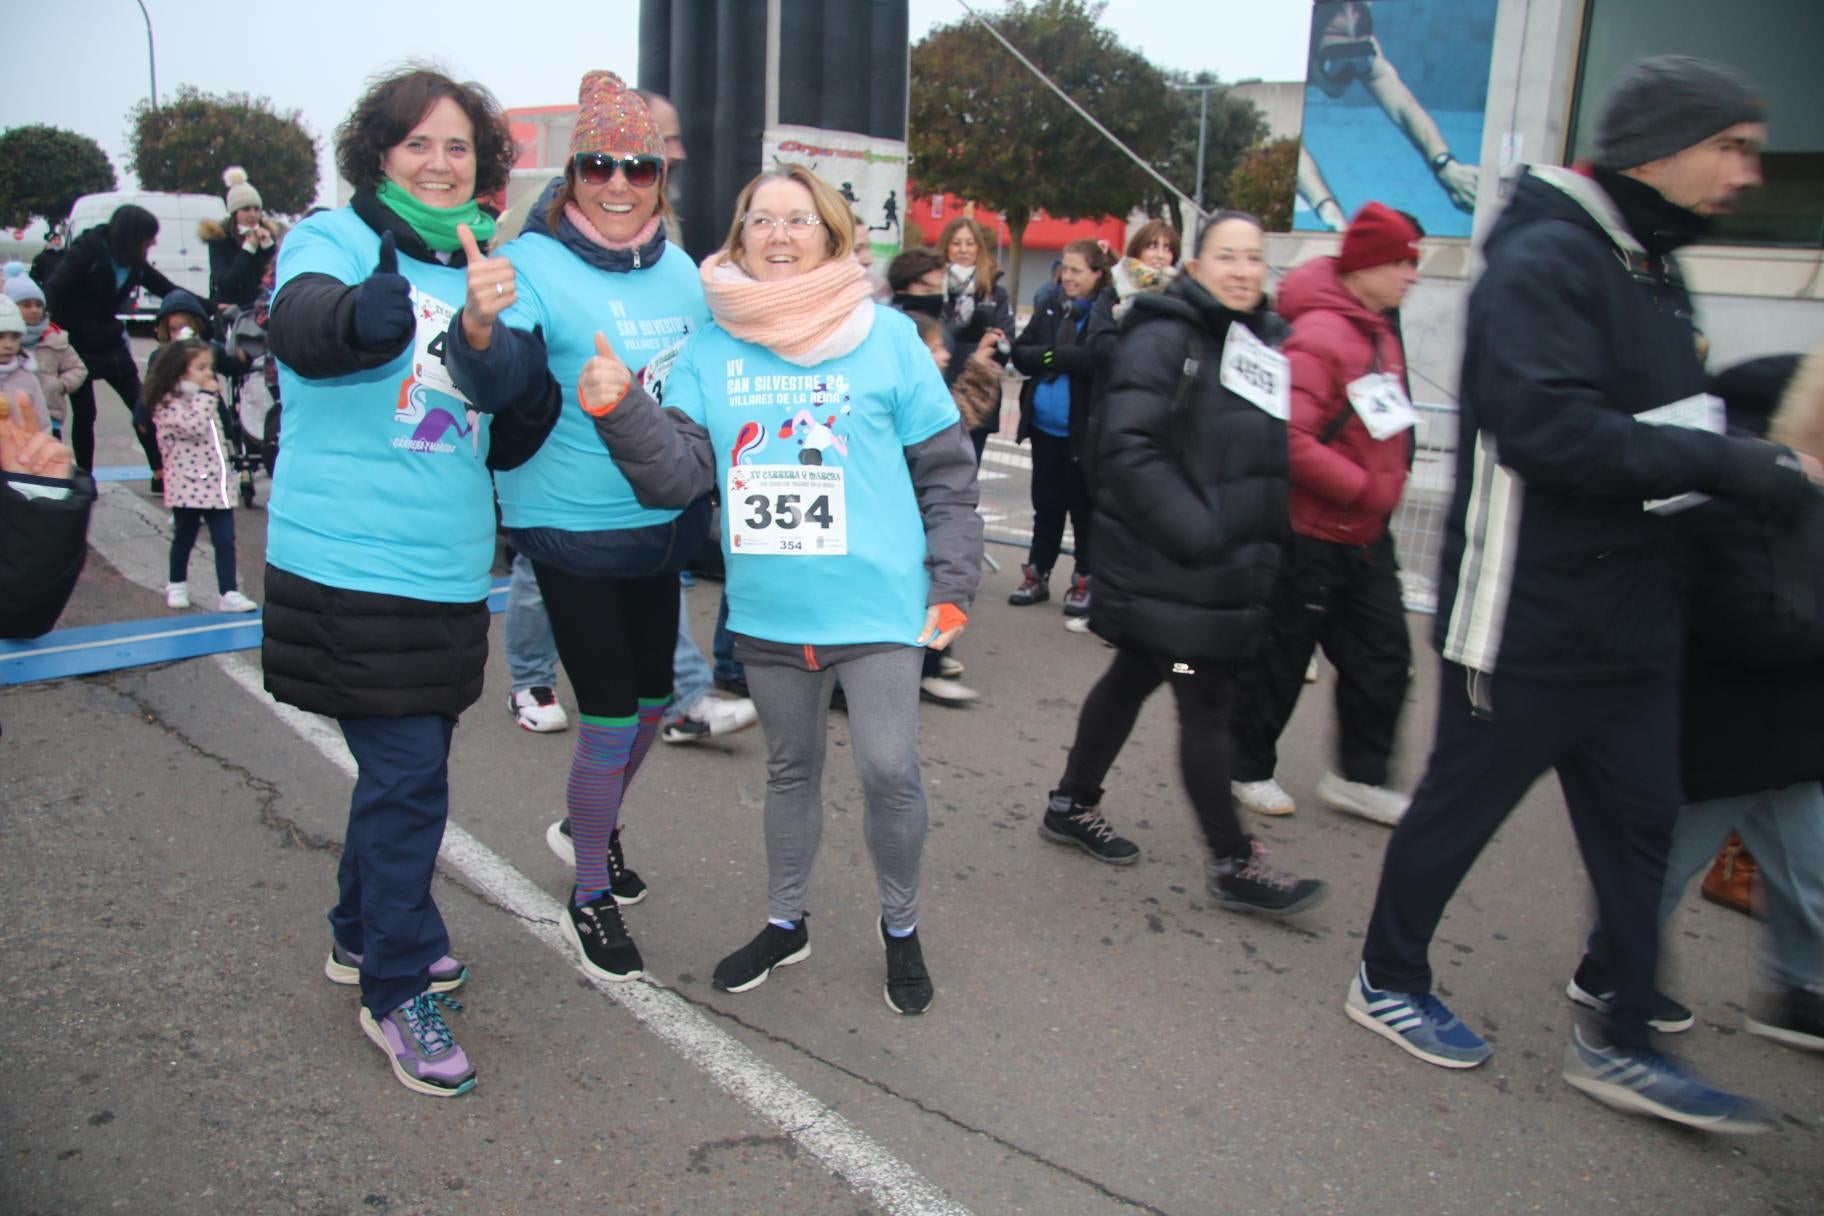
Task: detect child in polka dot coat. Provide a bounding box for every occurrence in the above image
[144,339,258,612]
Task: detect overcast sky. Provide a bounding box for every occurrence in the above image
[4,0,1312,209]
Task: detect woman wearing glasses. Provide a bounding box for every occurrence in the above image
[446,71,709,985]
[578,165,982,1013]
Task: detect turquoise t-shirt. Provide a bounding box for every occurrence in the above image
[490,232,709,531]
[666,307,960,645]
[269,209,496,602]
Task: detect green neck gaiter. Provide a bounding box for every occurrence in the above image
[375,180,497,253]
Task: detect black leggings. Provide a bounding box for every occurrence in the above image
[532,561,678,720]
[67,341,162,474]
[1057,647,1246,857]
[169,508,239,591]
[1028,428,1091,577]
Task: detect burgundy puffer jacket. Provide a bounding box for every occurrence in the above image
[1278,256,1410,545]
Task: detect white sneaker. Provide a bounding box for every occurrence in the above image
[1232,778,1295,816]
[662,695,758,744]
[1305,656,1320,683]
[1316,773,1408,826]
[218,590,259,613]
[937,654,966,678]
[1063,616,1092,633]
[919,676,980,706]
[510,686,570,733]
[165,582,190,609]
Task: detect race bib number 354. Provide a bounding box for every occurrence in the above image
[726,465,848,556]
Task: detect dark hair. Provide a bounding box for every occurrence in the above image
[143,339,213,418]
[335,67,518,198]
[886,246,945,293]
[1061,238,1115,295]
[1194,209,1266,256]
[910,311,946,349]
[107,205,159,266]
[1125,219,1181,263]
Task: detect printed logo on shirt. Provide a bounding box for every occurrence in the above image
[610,309,693,359]
[1171,661,1197,675]
[391,378,479,457]
[723,364,853,412]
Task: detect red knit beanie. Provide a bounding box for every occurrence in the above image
[1339,202,1421,273]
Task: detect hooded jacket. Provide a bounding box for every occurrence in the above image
[1088,275,1292,660]
[23,325,86,424]
[1277,256,1411,545]
[1437,166,1813,681]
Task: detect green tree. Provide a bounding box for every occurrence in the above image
[909,0,1173,302]
[1226,137,1301,233]
[128,87,319,214]
[0,126,118,227]
[1143,71,1268,241]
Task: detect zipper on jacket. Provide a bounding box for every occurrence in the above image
[633,247,643,269]
[802,643,820,671]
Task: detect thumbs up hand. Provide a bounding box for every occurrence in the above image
[577,332,632,416]
[352,230,414,351]
[0,392,72,479]
[457,223,517,350]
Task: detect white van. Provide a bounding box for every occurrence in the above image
[64,190,221,319]
[0,217,52,265]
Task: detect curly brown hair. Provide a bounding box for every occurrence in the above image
[335,67,517,199]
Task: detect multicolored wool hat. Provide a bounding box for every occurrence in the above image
[570,71,665,160]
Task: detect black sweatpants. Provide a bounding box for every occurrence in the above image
[1231,532,1410,787]
[1027,429,1091,578]
[1056,647,1248,858]
[531,562,678,720]
[67,341,162,474]
[1362,661,1680,1049]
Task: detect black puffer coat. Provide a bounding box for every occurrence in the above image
[1089,276,1292,660]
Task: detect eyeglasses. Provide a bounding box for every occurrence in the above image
[574,153,662,189]
[741,212,824,237]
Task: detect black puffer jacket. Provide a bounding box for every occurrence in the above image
[1089,276,1292,660]
[199,216,283,311]
[45,227,181,354]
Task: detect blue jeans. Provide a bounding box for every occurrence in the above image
[505,552,557,692]
[670,583,713,721]
[712,590,743,684]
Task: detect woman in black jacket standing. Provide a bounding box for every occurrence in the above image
[200,168,283,313]
[46,205,177,476]
[1035,213,1326,917]
[935,217,1014,459]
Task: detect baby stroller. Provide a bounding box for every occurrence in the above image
[217,305,272,507]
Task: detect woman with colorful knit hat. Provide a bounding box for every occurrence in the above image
[573,164,984,1014]
[445,71,710,987]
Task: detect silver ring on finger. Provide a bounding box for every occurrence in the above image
[495,282,504,297]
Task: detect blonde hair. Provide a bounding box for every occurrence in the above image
[721,165,855,271]
[936,216,999,299]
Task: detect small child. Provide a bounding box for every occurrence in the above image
[0,294,49,432]
[143,340,257,612]
[4,261,87,439]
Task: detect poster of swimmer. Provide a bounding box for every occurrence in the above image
[1294,0,1499,237]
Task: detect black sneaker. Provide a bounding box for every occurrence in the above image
[1008,564,1050,606]
[1566,957,1694,1033]
[1038,792,1139,865]
[713,918,810,993]
[1061,573,1091,616]
[1206,840,1327,917]
[878,918,934,1015]
[714,675,750,698]
[1744,985,1824,1053]
[562,890,643,982]
[544,821,648,907]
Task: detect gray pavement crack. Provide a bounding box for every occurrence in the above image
[665,985,1179,1216]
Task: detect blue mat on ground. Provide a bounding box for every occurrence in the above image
[93,465,155,482]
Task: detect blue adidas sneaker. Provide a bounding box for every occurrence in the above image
[1346,965,1492,1068]
[1562,1026,1771,1133]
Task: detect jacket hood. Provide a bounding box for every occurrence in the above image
[154,288,211,322]
[1484,165,1646,262]
[1129,274,1286,346]
[1276,255,1389,337]
[1769,339,1824,461]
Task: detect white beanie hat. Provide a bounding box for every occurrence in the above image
[223,166,263,214]
[0,294,25,336]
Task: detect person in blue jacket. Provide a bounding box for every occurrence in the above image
[573,165,983,1015]
[263,67,556,1099]
[444,71,710,987]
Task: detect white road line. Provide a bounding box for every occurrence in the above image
[85,484,975,1216]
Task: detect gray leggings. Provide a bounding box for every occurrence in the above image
[745,646,927,932]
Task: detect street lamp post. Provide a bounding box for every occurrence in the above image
[135,0,158,111]
[1170,80,1221,227]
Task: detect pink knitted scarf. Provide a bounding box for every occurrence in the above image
[563,204,662,251]
[700,253,876,365]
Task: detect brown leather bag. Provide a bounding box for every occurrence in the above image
[1700,832,1762,917]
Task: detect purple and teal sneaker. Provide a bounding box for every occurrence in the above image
[324,941,468,993]
[358,992,476,1098]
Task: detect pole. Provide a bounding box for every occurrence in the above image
[135,0,157,111]
[1194,86,1209,218]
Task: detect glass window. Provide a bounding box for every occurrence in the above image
[1567,0,1824,247]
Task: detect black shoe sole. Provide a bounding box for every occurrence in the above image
[561,907,644,982]
[1037,821,1140,866]
[713,942,810,994]
[1208,880,1329,918]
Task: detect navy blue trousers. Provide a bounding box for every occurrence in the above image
[330,714,456,1017]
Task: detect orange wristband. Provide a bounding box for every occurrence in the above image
[934,603,968,633]
[578,380,630,417]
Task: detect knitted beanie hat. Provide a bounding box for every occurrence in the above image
[223,166,262,214]
[0,294,24,335]
[3,261,45,305]
[1592,56,1765,170]
[1339,202,1421,273]
[570,71,664,160]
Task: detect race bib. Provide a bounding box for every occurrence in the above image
[640,338,687,406]
[725,464,848,556]
[1219,323,1290,419]
[1345,372,1416,441]
[409,286,472,406]
[1637,392,1725,514]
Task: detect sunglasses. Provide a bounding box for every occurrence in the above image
[574,153,662,189]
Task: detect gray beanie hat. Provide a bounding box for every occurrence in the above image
[1593,55,1765,170]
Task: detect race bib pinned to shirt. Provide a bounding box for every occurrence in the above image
[726,464,848,556]
[1345,372,1417,441]
[640,337,687,407]
[1219,323,1290,419]
[409,286,472,406]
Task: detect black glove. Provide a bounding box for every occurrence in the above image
[351,231,413,352]
[1715,436,1816,515]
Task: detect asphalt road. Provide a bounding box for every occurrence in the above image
[2,353,1820,1215]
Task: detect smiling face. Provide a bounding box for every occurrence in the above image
[738,178,828,282]
[946,223,979,267]
[1187,218,1267,312]
[380,96,477,207]
[1058,251,1101,300]
[574,152,663,244]
[1138,236,1176,271]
